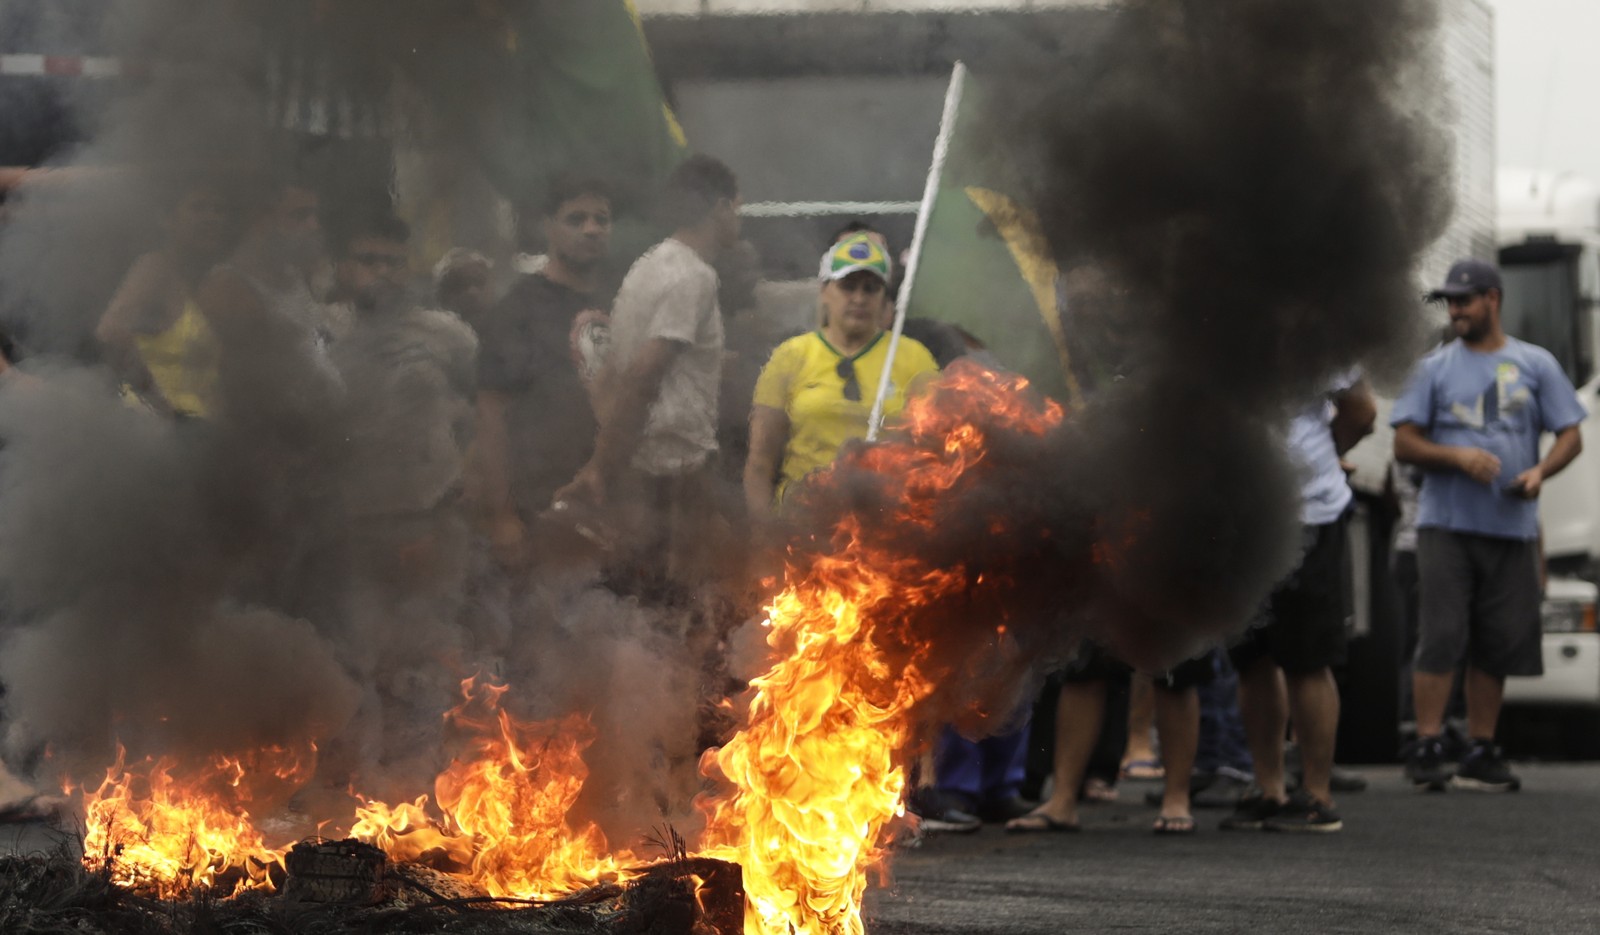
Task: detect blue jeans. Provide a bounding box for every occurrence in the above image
[935,720,1030,806]
[1196,651,1252,776]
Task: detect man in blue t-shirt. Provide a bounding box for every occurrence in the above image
[1392,258,1585,793]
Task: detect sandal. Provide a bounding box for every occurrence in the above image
[1121,758,1165,780]
[1152,814,1196,835]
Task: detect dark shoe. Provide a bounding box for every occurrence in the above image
[918,807,983,833]
[1403,735,1453,791]
[978,794,1039,823]
[1219,790,1284,831]
[1330,765,1368,793]
[909,789,983,833]
[1264,791,1343,833]
[1193,774,1254,810]
[1441,723,1472,763]
[1451,741,1521,792]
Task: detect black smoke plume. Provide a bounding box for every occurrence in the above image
[774,0,1453,732]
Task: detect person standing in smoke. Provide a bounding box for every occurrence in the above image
[95,178,231,419]
[1220,372,1375,833]
[474,177,616,571]
[323,211,479,798]
[1393,259,1585,793]
[433,247,495,333]
[193,174,346,617]
[554,155,741,601]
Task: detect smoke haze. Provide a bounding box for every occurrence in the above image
[0,0,1453,865]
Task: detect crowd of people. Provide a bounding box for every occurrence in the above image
[0,151,1578,838]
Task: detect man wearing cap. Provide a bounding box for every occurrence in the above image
[743,233,940,520]
[1392,258,1585,792]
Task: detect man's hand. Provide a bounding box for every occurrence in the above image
[1509,466,1545,500]
[1455,447,1501,485]
[553,464,607,510]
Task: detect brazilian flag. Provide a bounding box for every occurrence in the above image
[484,0,687,209]
[391,0,687,251]
[903,68,1080,407]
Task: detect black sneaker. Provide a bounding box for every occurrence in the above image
[1218,790,1284,831]
[910,789,983,833]
[1403,735,1453,791]
[1264,791,1343,833]
[918,807,982,834]
[1193,773,1253,810]
[1451,741,1521,793]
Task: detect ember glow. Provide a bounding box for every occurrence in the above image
[77,743,314,898]
[700,364,1064,935]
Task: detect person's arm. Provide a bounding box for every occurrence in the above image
[556,336,686,506]
[1511,424,1583,499]
[1330,378,1377,456]
[95,255,172,412]
[1393,421,1501,484]
[744,404,789,523]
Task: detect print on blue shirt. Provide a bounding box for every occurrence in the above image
[1391,338,1586,541]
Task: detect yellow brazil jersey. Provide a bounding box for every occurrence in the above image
[752,330,940,504]
[133,300,219,418]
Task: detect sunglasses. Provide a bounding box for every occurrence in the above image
[836,357,861,402]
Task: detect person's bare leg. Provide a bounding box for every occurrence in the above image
[1463,666,1505,741]
[1285,667,1340,806]
[1122,675,1157,774]
[1236,657,1289,803]
[1412,669,1454,738]
[1008,679,1106,830]
[1153,685,1199,825]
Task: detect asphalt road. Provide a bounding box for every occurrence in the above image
[865,765,1600,935]
[0,766,1593,933]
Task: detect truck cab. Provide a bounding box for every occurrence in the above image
[1497,168,1600,713]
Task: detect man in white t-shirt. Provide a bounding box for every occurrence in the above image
[555,155,741,595]
[1221,372,1375,833]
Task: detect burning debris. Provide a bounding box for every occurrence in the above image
[0,840,744,935]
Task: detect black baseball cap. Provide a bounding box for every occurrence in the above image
[1427,258,1502,301]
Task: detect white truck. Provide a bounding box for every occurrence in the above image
[1497,168,1600,722]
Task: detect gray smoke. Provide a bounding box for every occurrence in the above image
[0,0,710,846]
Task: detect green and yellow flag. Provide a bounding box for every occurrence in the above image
[903,67,1080,407]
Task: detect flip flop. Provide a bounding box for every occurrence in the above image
[1121,758,1164,780]
[1005,812,1080,834]
[1152,815,1197,835]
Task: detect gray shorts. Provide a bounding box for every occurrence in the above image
[1415,529,1543,678]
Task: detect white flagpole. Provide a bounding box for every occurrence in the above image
[865,60,967,442]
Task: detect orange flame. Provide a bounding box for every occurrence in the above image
[353,677,633,899]
[699,364,1063,935]
[77,743,314,897]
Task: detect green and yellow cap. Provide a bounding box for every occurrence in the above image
[819,232,892,283]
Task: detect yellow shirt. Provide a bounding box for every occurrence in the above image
[752,330,940,503]
[134,300,219,418]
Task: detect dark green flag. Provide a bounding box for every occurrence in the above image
[903,68,1080,407]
